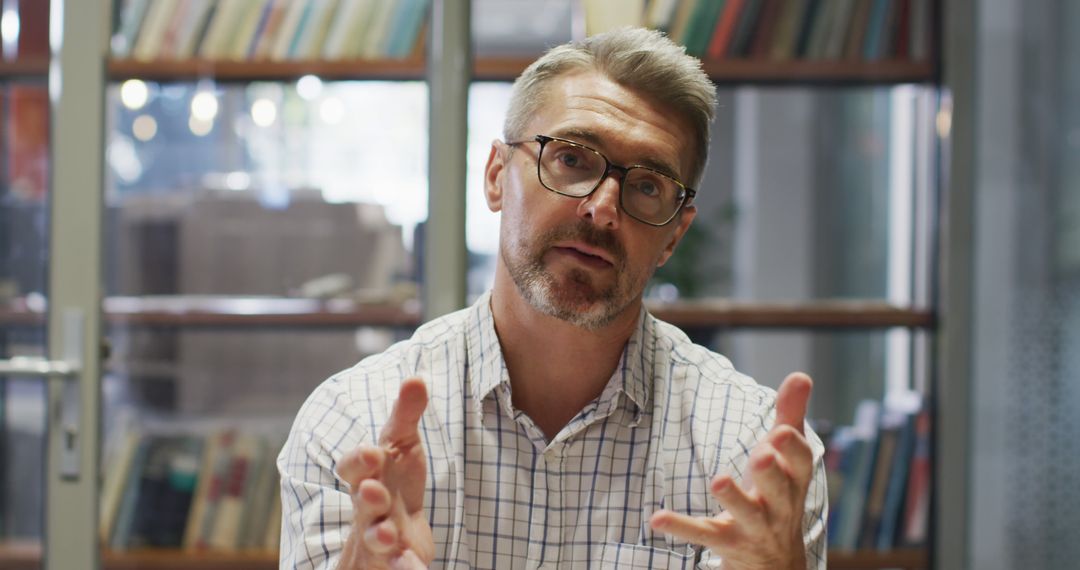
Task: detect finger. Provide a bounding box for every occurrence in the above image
[336,446,386,487]
[775,372,813,434]
[769,426,814,487]
[379,378,429,448]
[353,478,393,530]
[363,518,400,555]
[650,509,735,551]
[749,446,798,516]
[391,550,429,570]
[710,475,766,531]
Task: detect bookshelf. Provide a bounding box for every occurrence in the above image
[1,296,932,330]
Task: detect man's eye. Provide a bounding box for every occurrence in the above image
[558,151,584,168]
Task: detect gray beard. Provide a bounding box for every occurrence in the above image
[502,221,649,331]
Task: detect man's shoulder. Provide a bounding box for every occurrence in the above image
[301,307,473,415]
[650,316,770,389]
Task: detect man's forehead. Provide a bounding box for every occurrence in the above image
[528,73,694,179]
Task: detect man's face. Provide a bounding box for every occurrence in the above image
[484,71,698,330]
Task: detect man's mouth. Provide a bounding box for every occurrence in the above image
[550,242,616,268]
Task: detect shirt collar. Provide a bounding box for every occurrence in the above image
[464,291,654,415]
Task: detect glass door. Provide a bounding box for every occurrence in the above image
[0,1,107,569]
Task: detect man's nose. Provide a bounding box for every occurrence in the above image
[577,174,621,229]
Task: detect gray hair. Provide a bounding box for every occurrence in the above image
[504,27,717,187]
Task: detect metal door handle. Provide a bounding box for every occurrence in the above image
[0,309,86,479]
[0,356,80,377]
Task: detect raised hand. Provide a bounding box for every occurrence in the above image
[650,372,815,570]
[336,378,434,569]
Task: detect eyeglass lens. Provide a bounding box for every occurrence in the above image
[537,138,683,225]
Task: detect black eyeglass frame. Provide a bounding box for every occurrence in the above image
[506,134,697,227]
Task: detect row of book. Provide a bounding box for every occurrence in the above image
[823,398,931,552]
[589,0,934,63]
[100,427,286,552]
[111,0,430,63]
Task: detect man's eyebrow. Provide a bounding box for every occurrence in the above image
[549,127,684,180]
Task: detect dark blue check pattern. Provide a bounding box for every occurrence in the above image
[278,292,827,569]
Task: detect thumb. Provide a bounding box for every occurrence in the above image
[775,372,813,435]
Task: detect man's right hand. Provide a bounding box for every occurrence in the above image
[336,377,434,569]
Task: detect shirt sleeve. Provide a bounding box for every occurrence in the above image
[277,377,375,570]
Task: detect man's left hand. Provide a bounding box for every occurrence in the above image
[650,372,815,570]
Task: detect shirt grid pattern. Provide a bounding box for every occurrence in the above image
[279,292,828,569]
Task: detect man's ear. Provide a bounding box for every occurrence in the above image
[484,140,509,212]
[656,204,697,268]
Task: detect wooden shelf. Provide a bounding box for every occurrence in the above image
[0,296,934,330]
[829,548,927,569]
[0,58,49,79]
[107,57,937,85]
[0,543,925,569]
[108,57,430,82]
[648,299,935,329]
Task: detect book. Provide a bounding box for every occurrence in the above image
[132,0,179,61]
[291,0,339,60]
[768,0,805,61]
[99,432,142,544]
[831,399,880,551]
[748,0,783,59]
[251,0,290,60]
[892,0,912,60]
[877,407,917,550]
[728,0,765,58]
[237,437,278,549]
[822,0,856,60]
[843,0,873,61]
[109,435,151,550]
[900,408,931,546]
[199,0,250,60]
[681,0,726,58]
[112,0,152,58]
[209,432,262,550]
[183,429,235,549]
[645,0,682,31]
[228,0,274,61]
[385,0,430,59]
[793,0,820,58]
[583,0,645,37]
[803,0,834,60]
[668,0,700,46]
[322,0,367,60]
[358,0,400,59]
[857,410,905,549]
[126,435,205,549]
[174,0,217,60]
[706,0,745,61]
[909,0,931,61]
[270,0,310,61]
[862,0,891,60]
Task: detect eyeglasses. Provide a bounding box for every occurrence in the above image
[506,134,696,227]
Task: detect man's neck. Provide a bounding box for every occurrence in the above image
[489,267,641,440]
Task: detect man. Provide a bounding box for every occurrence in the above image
[279,27,827,570]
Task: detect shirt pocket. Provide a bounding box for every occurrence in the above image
[598,542,698,569]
